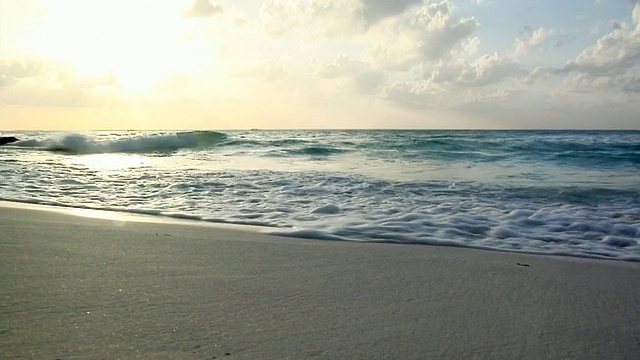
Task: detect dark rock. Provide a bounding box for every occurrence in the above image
[0,136,19,146]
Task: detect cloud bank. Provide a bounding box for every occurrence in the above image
[1,0,639,129]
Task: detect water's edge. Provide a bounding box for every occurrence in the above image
[2,199,636,263]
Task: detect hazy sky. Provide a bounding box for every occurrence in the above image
[1,0,639,130]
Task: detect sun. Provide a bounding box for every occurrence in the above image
[28,0,196,95]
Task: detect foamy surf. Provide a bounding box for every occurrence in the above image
[1,130,638,261]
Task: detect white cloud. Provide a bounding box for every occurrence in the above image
[4,0,640,130]
[514,27,553,57]
[0,58,45,88]
[559,73,611,94]
[464,87,514,103]
[430,53,524,87]
[258,1,480,71]
[361,0,423,24]
[621,74,640,92]
[462,55,523,86]
[198,0,640,128]
[365,1,479,70]
[523,66,557,84]
[382,80,442,109]
[565,4,640,76]
[259,0,363,38]
[0,57,119,107]
[234,59,289,82]
[378,50,523,110]
[259,0,423,38]
[316,54,387,94]
[184,0,224,18]
[556,4,640,96]
[0,58,116,91]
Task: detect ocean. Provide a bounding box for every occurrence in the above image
[1,130,638,261]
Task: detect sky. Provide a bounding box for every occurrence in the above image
[1,0,639,130]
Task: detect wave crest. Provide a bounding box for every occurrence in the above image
[18,131,227,154]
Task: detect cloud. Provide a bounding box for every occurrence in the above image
[361,0,422,25]
[558,73,614,94]
[259,1,478,71]
[564,4,640,76]
[382,58,523,111]
[513,27,552,57]
[0,58,47,88]
[429,53,525,87]
[556,4,640,95]
[184,0,223,18]
[234,59,288,82]
[317,54,387,94]
[1,58,115,90]
[621,74,640,92]
[463,87,514,104]
[382,81,441,109]
[379,51,528,112]
[233,17,249,28]
[260,0,361,37]
[0,58,117,107]
[523,66,558,84]
[558,70,640,96]
[259,0,423,38]
[365,1,479,70]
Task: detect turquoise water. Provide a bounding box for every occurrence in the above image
[1,130,639,260]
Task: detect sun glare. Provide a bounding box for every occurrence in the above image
[72,154,147,171]
[29,0,195,95]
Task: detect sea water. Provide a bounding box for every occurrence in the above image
[1,130,638,261]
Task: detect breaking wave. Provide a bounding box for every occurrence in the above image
[16,131,227,154]
[2,129,639,261]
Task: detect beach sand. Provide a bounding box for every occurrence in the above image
[1,203,639,359]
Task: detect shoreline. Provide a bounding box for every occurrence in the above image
[0,199,282,233]
[1,202,639,359]
[1,199,637,264]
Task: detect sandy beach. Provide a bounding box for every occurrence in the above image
[1,202,639,360]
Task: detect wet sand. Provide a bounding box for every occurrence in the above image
[1,203,639,359]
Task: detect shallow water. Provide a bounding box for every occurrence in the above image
[1,130,638,261]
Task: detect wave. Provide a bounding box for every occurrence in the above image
[285,146,348,156]
[361,131,640,167]
[8,130,639,167]
[15,131,227,154]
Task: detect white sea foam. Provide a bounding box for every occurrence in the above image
[1,130,639,261]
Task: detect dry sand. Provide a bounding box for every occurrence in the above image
[1,202,639,359]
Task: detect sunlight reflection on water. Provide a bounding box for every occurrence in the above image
[69,153,147,170]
